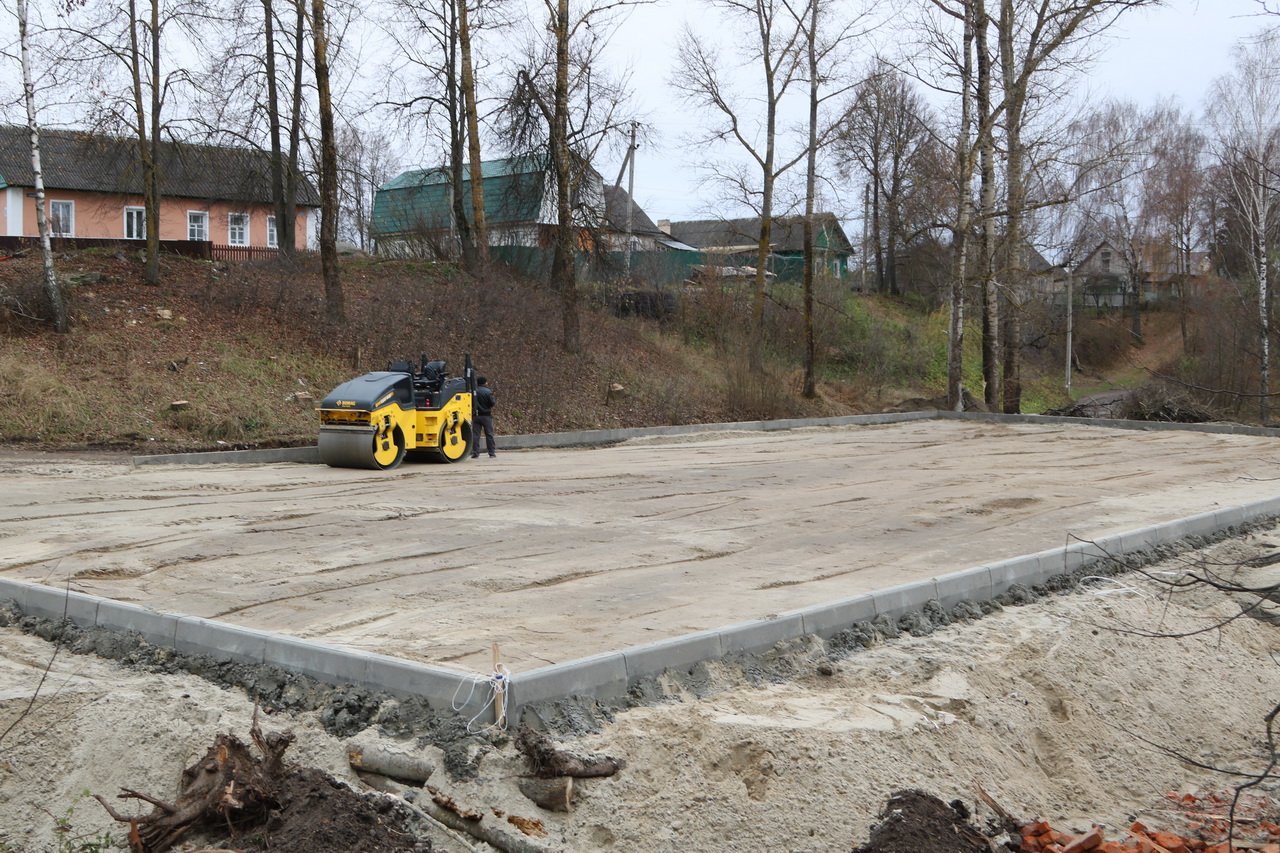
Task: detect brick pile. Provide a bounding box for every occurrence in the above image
[1017,792,1280,853]
[1019,819,1279,852]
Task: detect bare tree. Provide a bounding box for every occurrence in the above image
[382,0,507,272]
[675,0,807,370]
[837,62,941,298]
[1143,109,1207,350]
[1206,32,1280,426]
[993,0,1164,413]
[789,0,871,397]
[313,0,344,324]
[1072,100,1174,345]
[336,123,398,249]
[14,0,67,332]
[503,0,645,354]
[53,0,201,285]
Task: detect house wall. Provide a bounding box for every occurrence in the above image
[3,187,23,237]
[7,187,310,249]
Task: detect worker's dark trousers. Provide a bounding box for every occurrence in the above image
[473,415,496,457]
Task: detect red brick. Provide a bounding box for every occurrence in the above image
[1064,827,1105,853]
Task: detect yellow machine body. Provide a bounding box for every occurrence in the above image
[317,362,474,469]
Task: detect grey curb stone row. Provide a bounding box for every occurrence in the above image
[132,408,1280,467]
[504,492,1280,719]
[131,411,937,466]
[0,578,490,718]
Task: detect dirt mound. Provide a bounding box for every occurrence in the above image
[231,766,426,853]
[852,790,992,853]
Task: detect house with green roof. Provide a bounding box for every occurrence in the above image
[664,213,854,282]
[370,155,607,257]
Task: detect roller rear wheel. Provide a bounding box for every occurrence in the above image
[431,419,473,463]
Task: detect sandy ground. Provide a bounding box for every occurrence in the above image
[1,528,1278,852]
[3,420,1280,674]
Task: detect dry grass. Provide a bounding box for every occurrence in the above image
[0,252,855,451]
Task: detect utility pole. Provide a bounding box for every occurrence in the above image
[613,121,639,276]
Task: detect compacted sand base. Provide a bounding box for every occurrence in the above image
[2,528,1278,852]
[2,419,1280,672]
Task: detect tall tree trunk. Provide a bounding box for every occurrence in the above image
[445,1,477,270]
[1128,267,1142,343]
[147,0,160,283]
[263,0,288,259]
[946,0,975,411]
[18,0,66,333]
[800,0,819,399]
[281,0,305,257]
[871,181,883,292]
[127,0,159,285]
[977,0,1000,409]
[312,0,344,324]
[551,0,579,354]
[998,0,1022,413]
[457,0,488,263]
[1257,199,1271,425]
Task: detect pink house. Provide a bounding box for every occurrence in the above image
[0,127,318,251]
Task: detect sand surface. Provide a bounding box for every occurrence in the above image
[2,529,1278,851]
[2,420,1280,673]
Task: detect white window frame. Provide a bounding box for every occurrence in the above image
[227,212,249,247]
[266,215,278,249]
[187,210,209,241]
[50,200,74,237]
[124,206,145,240]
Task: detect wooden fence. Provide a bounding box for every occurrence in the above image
[210,244,280,262]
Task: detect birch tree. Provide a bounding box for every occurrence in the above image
[1206,33,1280,425]
[15,0,67,332]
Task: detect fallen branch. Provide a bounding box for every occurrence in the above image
[517,775,574,812]
[516,726,622,779]
[419,785,548,853]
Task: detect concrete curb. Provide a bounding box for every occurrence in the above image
[507,491,1280,718]
[0,578,490,719]
[130,409,1280,466]
[130,411,935,466]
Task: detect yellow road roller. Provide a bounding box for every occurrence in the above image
[317,354,475,469]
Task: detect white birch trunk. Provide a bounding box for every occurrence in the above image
[18,0,66,333]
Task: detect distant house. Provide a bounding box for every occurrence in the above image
[1074,239,1211,308]
[601,185,697,253]
[0,126,317,250]
[662,213,854,281]
[371,155,607,257]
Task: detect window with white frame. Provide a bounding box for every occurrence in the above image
[125,206,145,240]
[266,215,278,249]
[188,211,209,241]
[50,200,73,237]
[228,212,249,246]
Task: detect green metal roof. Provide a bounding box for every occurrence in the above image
[373,155,551,238]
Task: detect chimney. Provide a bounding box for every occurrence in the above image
[657,219,671,235]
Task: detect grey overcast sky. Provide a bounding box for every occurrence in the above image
[587,0,1272,227]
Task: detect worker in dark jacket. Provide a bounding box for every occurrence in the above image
[472,376,497,458]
